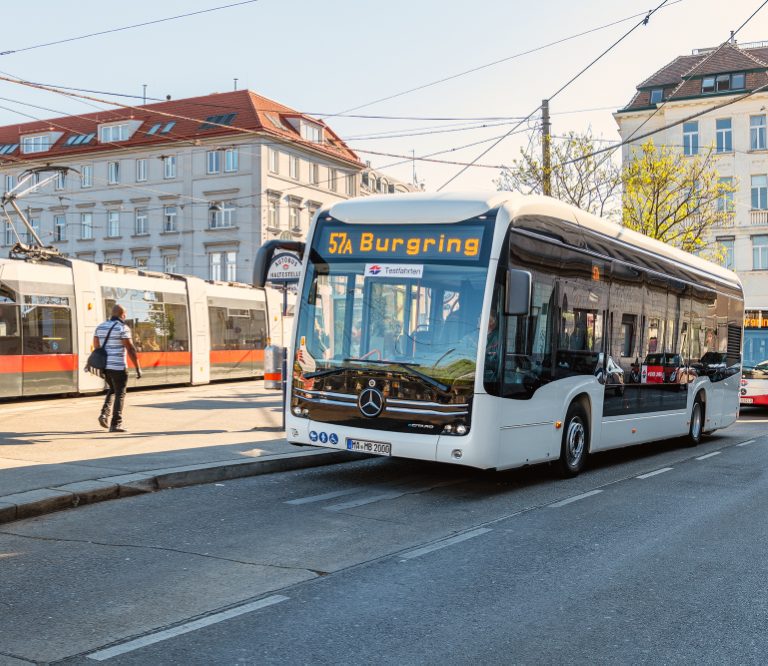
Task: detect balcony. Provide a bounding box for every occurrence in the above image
[712,212,735,228]
[750,209,768,226]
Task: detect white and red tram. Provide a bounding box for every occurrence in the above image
[0,256,269,399]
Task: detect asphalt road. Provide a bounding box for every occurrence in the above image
[1,412,767,665]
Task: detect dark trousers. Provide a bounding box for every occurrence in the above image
[101,369,128,428]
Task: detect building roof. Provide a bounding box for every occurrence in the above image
[620,42,768,112]
[0,89,362,167]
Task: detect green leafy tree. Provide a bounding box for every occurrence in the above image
[621,140,737,258]
[495,129,621,218]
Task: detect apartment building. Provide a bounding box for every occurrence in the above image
[0,90,363,281]
[614,40,768,306]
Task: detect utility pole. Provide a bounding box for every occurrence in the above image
[142,84,147,105]
[234,78,238,91]
[541,98,551,197]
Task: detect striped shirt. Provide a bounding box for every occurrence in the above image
[94,319,132,371]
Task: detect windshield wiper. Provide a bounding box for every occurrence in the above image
[304,367,348,379]
[343,358,450,392]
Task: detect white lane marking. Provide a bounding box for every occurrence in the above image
[285,488,363,505]
[549,490,603,508]
[636,467,674,480]
[87,595,289,661]
[400,528,492,560]
[696,451,721,461]
[326,479,462,511]
[737,439,756,447]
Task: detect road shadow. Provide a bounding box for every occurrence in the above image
[0,428,231,446]
[145,399,282,411]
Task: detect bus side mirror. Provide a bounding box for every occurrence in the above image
[253,240,305,288]
[505,269,531,316]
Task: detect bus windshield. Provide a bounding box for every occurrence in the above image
[294,218,493,388]
[743,327,768,373]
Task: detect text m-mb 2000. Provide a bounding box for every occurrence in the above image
[346,438,391,456]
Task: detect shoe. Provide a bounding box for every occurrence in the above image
[109,426,127,433]
[98,415,109,429]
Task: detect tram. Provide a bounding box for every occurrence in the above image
[0,256,269,398]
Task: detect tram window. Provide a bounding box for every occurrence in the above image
[22,306,72,354]
[0,304,20,355]
[250,309,268,349]
[209,307,228,350]
[165,303,189,351]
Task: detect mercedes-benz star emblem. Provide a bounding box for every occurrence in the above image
[358,387,384,418]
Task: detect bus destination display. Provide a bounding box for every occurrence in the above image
[315,223,486,262]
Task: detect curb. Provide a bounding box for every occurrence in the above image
[0,448,363,526]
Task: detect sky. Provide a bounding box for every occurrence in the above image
[0,0,765,191]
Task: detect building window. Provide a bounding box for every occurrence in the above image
[163,155,177,179]
[702,72,746,94]
[27,218,40,244]
[307,204,319,225]
[224,147,238,172]
[289,155,300,180]
[100,124,129,142]
[134,255,149,269]
[54,215,66,242]
[751,115,766,151]
[55,172,66,191]
[715,118,732,153]
[289,204,300,231]
[346,174,355,196]
[163,254,178,273]
[4,221,13,246]
[21,134,51,154]
[163,205,177,232]
[269,149,279,174]
[80,212,93,240]
[209,251,236,281]
[103,252,121,265]
[717,177,734,212]
[268,198,280,229]
[81,165,93,188]
[329,169,338,192]
[107,161,120,184]
[136,159,147,182]
[650,88,663,104]
[135,208,149,235]
[5,174,14,192]
[752,175,768,210]
[107,211,120,237]
[754,236,768,270]
[309,163,319,185]
[300,123,323,143]
[683,121,699,156]
[209,201,235,229]
[207,150,221,174]
[717,237,735,270]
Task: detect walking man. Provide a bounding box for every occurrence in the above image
[93,304,142,432]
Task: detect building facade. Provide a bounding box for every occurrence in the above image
[614,40,768,306]
[0,90,364,282]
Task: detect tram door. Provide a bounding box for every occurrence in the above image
[21,302,77,396]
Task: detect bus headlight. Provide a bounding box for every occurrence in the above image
[455,424,467,435]
[292,406,302,416]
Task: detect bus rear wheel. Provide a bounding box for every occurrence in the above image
[557,402,589,478]
[687,395,704,447]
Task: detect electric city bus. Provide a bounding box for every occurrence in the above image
[741,309,768,406]
[254,192,744,475]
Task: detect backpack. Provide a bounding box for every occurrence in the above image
[85,322,119,376]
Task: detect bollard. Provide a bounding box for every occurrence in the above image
[264,341,283,390]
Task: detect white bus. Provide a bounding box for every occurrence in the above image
[255,193,744,475]
[741,309,768,406]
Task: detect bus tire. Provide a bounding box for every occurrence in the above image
[687,395,704,447]
[557,402,589,478]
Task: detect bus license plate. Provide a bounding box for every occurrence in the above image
[741,398,754,404]
[346,438,391,456]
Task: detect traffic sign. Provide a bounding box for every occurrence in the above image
[266,252,301,283]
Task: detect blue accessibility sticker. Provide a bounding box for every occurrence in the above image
[329,433,339,445]
[319,432,329,444]
[309,431,318,442]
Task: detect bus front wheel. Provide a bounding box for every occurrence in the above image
[557,402,589,478]
[687,395,704,447]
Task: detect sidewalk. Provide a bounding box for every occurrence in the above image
[0,380,353,524]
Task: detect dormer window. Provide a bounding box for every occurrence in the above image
[21,133,60,154]
[100,124,129,142]
[300,122,323,143]
[701,72,745,94]
[650,88,663,104]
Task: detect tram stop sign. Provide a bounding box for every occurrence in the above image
[266,252,301,284]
